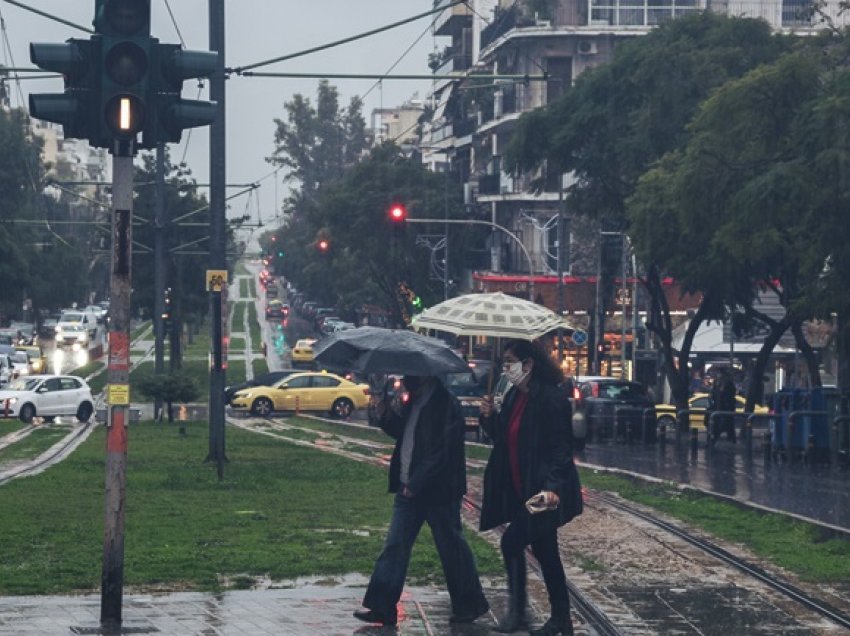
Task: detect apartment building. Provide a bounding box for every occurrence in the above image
[423,0,843,375]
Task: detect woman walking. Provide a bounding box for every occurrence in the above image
[479,339,583,635]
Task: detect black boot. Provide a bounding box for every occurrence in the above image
[529,613,573,636]
[494,556,527,633]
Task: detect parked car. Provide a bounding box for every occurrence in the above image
[230,371,370,418]
[224,369,298,405]
[655,393,769,431]
[290,338,317,366]
[572,376,657,447]
[0,374,94,423]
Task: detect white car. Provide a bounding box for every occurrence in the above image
[9,351,32,378]
[0,375,94,423]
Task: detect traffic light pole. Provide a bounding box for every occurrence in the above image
[206,0,227,479]
[101,143,134,630]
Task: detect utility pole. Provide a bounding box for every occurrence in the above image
[102,139,134,630]
[206,0,228,479]
[153,143,166,420]
[557,182,566,365]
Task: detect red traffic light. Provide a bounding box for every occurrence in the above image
[317,239,329,252]
[389,204,407,222]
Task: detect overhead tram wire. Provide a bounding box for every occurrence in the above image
[0,0,93,34]
[229,0,468,75]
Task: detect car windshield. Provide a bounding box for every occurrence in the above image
[11,352,28,363]
[61,313,84,322]
[597,382,647,400]
[61,324,86,332]
[8,377,41,391]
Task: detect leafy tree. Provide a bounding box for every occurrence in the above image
[276,143,480,324]
[268,81,367,215]
[135,371,200,423]
[504,13,793,409]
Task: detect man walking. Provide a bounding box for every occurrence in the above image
[354,374,489,627]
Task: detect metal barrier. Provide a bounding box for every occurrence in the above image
[612,406,656,444]
[833,415,850,466]
[786,410,829,463]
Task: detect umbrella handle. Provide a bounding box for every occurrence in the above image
[486,343,497,395]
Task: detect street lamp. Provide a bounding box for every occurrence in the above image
[405,217,535,301]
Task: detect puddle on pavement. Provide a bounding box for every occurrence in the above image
[610,584,818,635]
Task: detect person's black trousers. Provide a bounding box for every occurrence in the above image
[500,507,570,618]
[363,493,487,619]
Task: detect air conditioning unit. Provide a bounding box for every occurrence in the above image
[577,40,598,55]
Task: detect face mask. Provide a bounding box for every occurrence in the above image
[403,376,422,393]
[504,361,528,386]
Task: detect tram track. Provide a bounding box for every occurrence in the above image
[0,419,96,486]
[586,490,850,631]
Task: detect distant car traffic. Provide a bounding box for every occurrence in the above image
[265,299,285,319]
[224,369,298,405]
[16,346,48,375]
[290,338,317,366]
[230,371,370,418]
[655,393,769,431]
[0,375,94,423]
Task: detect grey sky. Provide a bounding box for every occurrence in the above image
[1,1,437,238]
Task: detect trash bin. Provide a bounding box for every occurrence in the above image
[771,388,835,462]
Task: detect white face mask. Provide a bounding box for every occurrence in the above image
[504,360,528,386]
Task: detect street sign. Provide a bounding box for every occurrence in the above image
[206,269,228,292]
[107,383,130,405]
[571,329,588,346]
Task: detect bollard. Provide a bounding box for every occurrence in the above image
[788,419,795,462]
[745,420,753,454]
[3,398,8,419]
[295,394,300,416]
[658,424,666,450]
[805,434,815,465]
[763,430,772,464]
[626,420,633,445]
[690,427,698,457]
[831,422,839,467]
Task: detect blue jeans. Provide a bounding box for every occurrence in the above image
[363,493,486,618]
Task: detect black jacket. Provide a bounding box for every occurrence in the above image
[478,381,582,532]
[377,382,467,503]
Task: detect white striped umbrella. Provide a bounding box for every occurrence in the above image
[410,292,573,341]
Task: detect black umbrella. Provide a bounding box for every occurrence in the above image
[313,326,468,376]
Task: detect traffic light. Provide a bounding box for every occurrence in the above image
[389,204,407,223]
[317,239,330,252]
[29,38,99,140]
[143,43,218,147]
[93,0,154,149]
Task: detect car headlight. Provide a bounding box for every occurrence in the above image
[6,397,18,405]
[77,332,88,342]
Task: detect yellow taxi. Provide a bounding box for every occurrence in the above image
[655,393,769,430]
[15,345,48,375]
[230,371,369,418]
[290,338,317,366]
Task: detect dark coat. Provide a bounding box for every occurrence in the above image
[377,381,467,503]
[479,380,583,532]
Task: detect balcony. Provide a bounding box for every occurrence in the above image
[453,117,477,139]
[433,0,473,36]
[478,174,501,195]
[434,49,473,75]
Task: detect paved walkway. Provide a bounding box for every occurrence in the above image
[0,581,525,635]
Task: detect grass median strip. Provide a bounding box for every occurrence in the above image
[0,420,502,595]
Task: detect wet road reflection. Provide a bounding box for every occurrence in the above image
[578,435,850,530]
